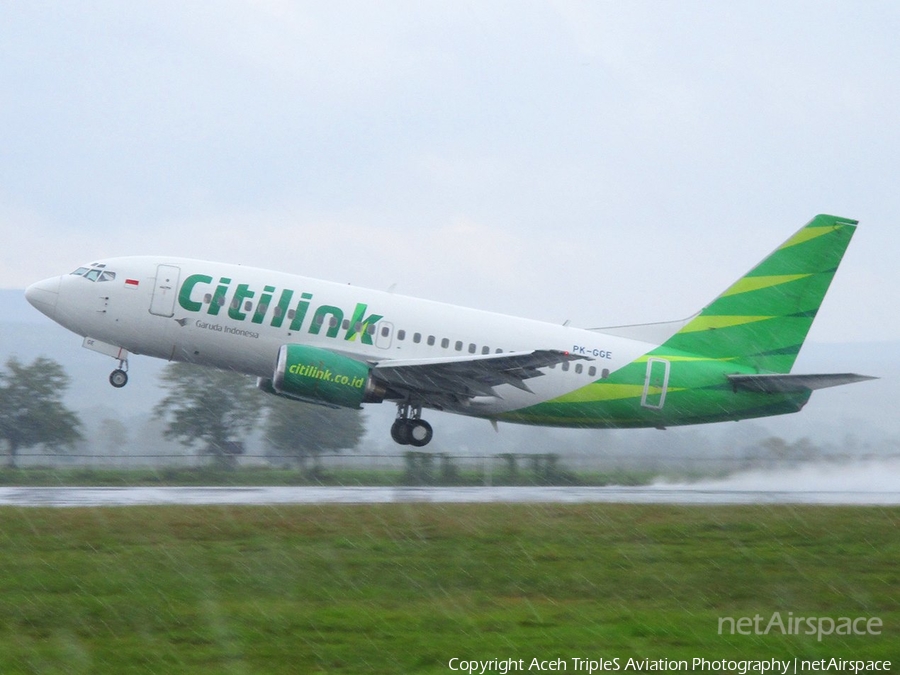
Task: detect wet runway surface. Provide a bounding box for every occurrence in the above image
[1,485,898,507]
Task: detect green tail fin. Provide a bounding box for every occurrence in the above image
[661,214,857,373]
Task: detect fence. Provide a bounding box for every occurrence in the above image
[5,449,899,484]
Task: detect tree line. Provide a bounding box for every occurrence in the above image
[0,357,364,469]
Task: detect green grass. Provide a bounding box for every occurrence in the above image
[0,465,665,487]
[0,505,897,673]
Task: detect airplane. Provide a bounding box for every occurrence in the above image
[25,214,874,447]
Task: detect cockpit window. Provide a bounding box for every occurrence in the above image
[71,263,117,283]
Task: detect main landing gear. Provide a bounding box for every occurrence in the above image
[391,403,433,447]
[109,357,129,388]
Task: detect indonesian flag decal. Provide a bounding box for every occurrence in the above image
[125,278,140,289]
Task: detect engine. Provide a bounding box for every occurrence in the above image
[261,344,387,409]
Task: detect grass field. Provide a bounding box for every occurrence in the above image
[0,504,897,674]
[0,465,662,487]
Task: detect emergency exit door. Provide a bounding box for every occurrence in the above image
[149,265,181,317]
[375,321,394,349]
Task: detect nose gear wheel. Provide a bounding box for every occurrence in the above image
[109,357,129,388]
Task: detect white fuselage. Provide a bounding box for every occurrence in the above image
[26,256,655,418]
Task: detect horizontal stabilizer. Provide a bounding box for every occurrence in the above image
[727,372,877,393]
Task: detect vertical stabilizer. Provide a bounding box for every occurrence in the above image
[660,214,857,373]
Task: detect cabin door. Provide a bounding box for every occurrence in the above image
[149,265,181,317]
[641,357,670,409]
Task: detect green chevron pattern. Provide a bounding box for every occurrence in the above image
[499,214,858,429]
[663,214,857,374]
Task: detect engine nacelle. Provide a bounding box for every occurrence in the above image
[268,344,386,409]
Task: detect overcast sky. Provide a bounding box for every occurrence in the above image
[2,1,898,343]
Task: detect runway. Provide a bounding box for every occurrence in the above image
[1,484,898,507]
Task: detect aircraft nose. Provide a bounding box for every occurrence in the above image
[25,276,61,318]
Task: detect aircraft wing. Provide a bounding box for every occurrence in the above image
[370,349,589,403]
[726,372,877,393]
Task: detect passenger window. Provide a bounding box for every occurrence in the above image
[204,293,213,304]
[413,333,422,344]
[427,335,435,346]
[575,363,583,374]
[441,338,450,349]
[245,300,253,313]
[562,362,570,372]
[602,368,610,379]
[482,346,490,354]
[342,319,350,330]
[468,343,476,354]
[588,366,597,377]
[381,326,390,338]
[397,330,406,341]
[455,341,463,351]
[287,309,295,320]
[367,324,375,335]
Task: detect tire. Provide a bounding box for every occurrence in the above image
[408,420,433,447]
[390,419,411,445]
[109,369,128,388]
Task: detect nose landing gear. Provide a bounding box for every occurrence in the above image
[391,404,433,447]
[82,339,131,389]
[109,357,129,388]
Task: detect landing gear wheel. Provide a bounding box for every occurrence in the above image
[109,369,128,388]
[391,404,434,447]
[109,355,129,388]
[391,419,412,445]
[408,420,433,447]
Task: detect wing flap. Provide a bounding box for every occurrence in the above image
[371,349,588,401]
[727,373,877,393]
